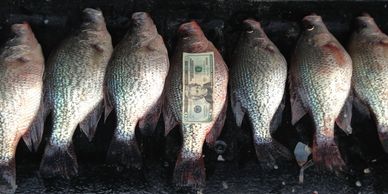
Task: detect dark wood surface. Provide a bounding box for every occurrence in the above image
[1,0,387,193]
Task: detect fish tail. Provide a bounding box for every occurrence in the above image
[377,125,388,153]
[39,142,78,179]
[0,159,16,193]
[312,128,345,171]
[173,154,206,190]
[254,138,292,170]
[106,136,142,171]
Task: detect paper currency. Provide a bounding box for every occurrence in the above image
[182,52,214,123]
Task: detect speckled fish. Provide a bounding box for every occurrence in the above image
[230,19,291,169]
[163,21,228,188]
[289,14,352,171]
[104,12,169,169]
[349,14,388,153]
[0,23,44,193]
[39,8,113,178]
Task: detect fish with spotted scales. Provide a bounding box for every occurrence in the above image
[0,23,44,193]
[229,19,291,170]
[36,8,113,178]
[289,14,353,171]
[349,13,388,154]
[104,12,169,170]
[163,21,228,189]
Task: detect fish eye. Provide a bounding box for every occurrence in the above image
[182,32,190,39]
[306,24,314,31]
[246,26,254,33]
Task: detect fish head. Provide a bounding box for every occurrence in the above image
[178,21,208,51]
[11,22,32,37]
[301,14,336,47]
[354,13,381,35]
[82,8,106,30]
[241,19,272,47]
[10,22,38,48]
[302,14,329,35]
[130,12,158,41]
[242,19,267,39]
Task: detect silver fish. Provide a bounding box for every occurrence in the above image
[0,23,44,193]
[290,14,352,171]
[230,19,291,169]
[104,12,169,170]
[349,14,388,153]
[39,8,113,178]
[163,21,228,188]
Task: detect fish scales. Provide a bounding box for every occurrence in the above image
[105,12,169,169]
[349,14,388,152]
[163,21,228,188]
[290,14,352,171]
[0,23,44,193]
[39,8,113,178]
[230,19,290,169]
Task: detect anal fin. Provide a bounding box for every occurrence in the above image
[79,101,104,141]
[138,96,163,136]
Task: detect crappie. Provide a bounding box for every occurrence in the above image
[0,23,44,193]
[290,14,352,171]
[163,21,228,188]
[104,12,169,169]
[349,14,388,153]
[39,8,113,178]
[230,19,291,169]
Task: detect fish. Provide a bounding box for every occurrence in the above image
[348,14,388,153]
[0,23,44,193]
[229,19,291,169]
[104,12,169,170]
[163,21,228,188]
[38,8,113,178]
[289,14,352,171]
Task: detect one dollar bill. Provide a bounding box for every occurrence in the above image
[182,52,214,123]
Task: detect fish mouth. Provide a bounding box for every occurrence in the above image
[178,21,203,38]
[11,22,31,36]
[130,12,156,39]
[242,19,261,32]
[356,12,374,23]
[82,8,103,23]
[131,12,152,26]
[302,13,322,23]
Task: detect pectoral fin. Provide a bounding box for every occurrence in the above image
[270,95,285,134]
[163,101,178,136]
[290,89,308,126]
[206,99,227,146]
[336,93,353,135]
[230,92,245,127]
[23,98,49,152]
